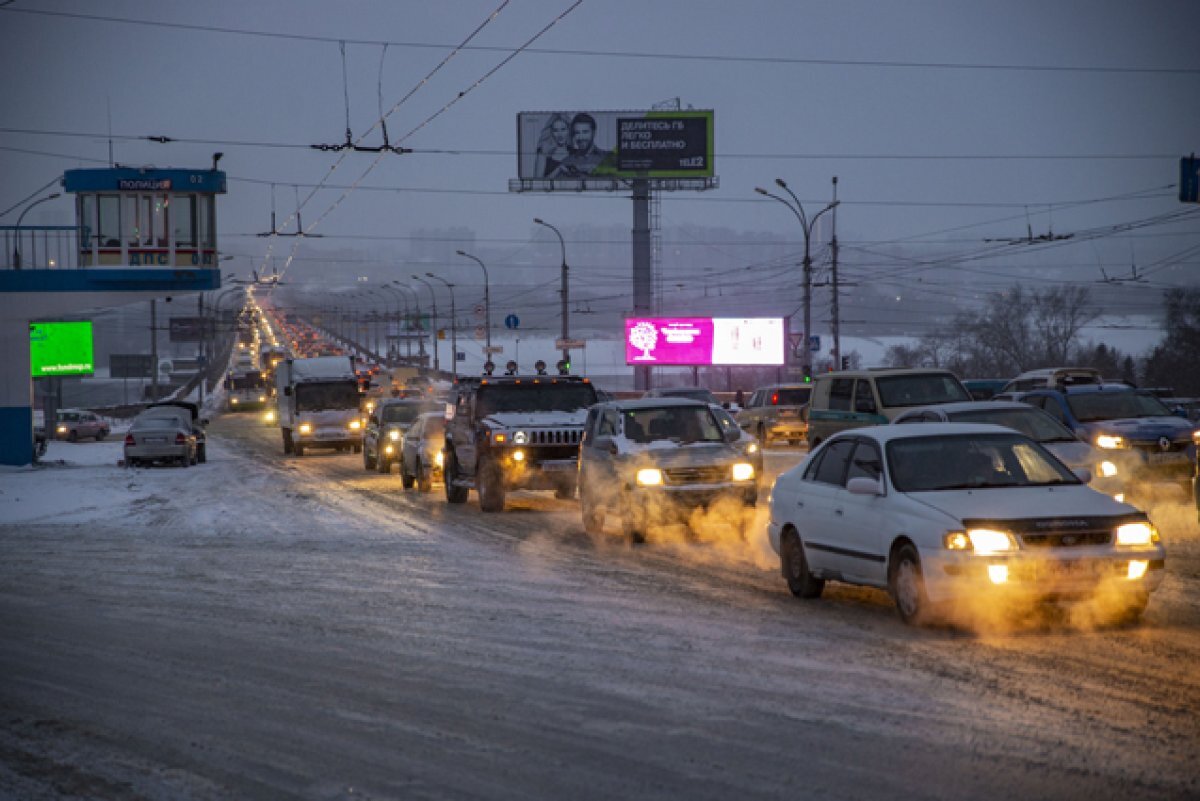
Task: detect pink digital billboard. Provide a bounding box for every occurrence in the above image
[624,317,784,366]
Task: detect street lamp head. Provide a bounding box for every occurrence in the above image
[455,249,466,256]
[425,272,434,278]
[754,187,768,196]
[47,192,61,200]
[533,217,544,225]
[775,178,788,189]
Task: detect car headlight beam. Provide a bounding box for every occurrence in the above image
[732,462,755,482]
[636,468,664,486]
[1116,522,1157,546]
[965,528,1016,556]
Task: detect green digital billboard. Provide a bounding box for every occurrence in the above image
[30,321,94,377]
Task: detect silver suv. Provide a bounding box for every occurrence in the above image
[735,384,812,445]
[578,398,758,542]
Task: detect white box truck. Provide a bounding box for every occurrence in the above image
[275,355,363,456]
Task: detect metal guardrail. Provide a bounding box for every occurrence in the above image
[0,225,80,270]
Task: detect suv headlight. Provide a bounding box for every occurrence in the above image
[348,419,362,431]
[731,462,755,482]
[944,528,1017,555]
[298,422,313,434]
[636,468,664,486]
[1095,434,1127,449]
[1116,521,1158,546]
[388,429,401,441]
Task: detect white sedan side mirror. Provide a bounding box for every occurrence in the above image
[846,476,884,496]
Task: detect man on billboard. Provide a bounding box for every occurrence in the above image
[549,113,611,178]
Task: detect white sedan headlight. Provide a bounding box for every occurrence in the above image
[348,419,362,431]
[636,468,664,486]
[298,422,313,435]
[731,462,755,482]
[1116,522,1158,546]
[1095,434,1126,449]
[945,528,1017,556]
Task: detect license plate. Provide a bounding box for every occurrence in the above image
[1045,560,1093,578]
[541,460,574,472]
[1147,451,1187,464]
[145,437,166,444]
[316,431,340,439]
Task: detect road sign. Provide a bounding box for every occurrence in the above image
[110,354,154,378]
[456,352,465,362]
[810,335,821,352]
[787,332,804,354]
[483,346,505,355]
[504,314,520,330]
[555,338,586,350]
[474,326,486,340]
[473,303,486,319]
[168,316,209,342]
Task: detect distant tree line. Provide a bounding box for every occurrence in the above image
[882,285,1200,395]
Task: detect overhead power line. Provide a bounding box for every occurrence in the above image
[0,128,1181,161]
[4,6,1197,75]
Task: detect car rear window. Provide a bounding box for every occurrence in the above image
[876,374,970,408]
[772,388,811,406]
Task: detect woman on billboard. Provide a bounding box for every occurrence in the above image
[533,114,571,177]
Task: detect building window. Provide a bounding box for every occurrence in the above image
[172,194,195,247]
[98,195,120,247]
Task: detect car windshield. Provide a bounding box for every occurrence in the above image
[875,374,970,407]
[771,388,811,405]
[622,406,724,444]
[295,382,361,412]
[381,404,424,424]
[887,432,1078,491]
[229,373,265,390]
[477,383,598,414]
[948,408,1078,442]
[1065,391,1174,422]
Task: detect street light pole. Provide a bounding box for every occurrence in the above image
[379,285,408,366]
[13,192,61,269]
[426,273,457,379]
[754,180,838,373]
[392,281,423,365]
[534,218,569,369]
[412,275,439,375]
[456,249,491,355]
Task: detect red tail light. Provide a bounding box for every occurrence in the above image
[175,433,187,444]
[124,434,135,446]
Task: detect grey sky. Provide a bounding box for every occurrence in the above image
[2,0,1198,336]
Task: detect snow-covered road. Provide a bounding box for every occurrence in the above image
[1,415,1198,800]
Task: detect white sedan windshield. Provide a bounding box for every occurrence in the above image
[887,433,1079,492]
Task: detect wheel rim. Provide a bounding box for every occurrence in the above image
[895,560,921,617]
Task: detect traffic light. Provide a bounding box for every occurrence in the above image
[556,359,570,375]
[802,364,812,383]
[841,356,850,370]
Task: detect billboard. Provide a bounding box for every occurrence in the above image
[30,321,95,377]
[625,318,784,366]
[110,354,155,379]
[518,110,714,180]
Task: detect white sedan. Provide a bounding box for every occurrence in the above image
[767,423,1165,625]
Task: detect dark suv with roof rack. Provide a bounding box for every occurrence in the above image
[442,373,599,512]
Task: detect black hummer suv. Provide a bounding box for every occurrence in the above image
[443,374,599,512]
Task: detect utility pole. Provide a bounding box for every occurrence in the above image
[426,274,457,380]
[412,275,439,375]
[830,176,841,370]
[150,299,159,400]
